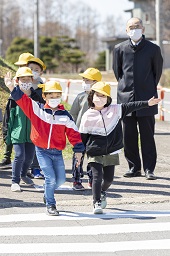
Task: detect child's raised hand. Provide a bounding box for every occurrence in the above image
[4,71,14,91]
[148,96,161,106]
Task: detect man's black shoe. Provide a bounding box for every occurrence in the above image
[145,170,157,180]
[123,168,141,178]
[46,205,59,216]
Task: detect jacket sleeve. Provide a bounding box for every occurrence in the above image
[2,98,17,143]
[65,111,85,153]
[69,96,80,122]
[113,45,122,81]
[121,101,149,119]
[152,46,163,85]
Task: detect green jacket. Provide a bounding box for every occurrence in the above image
[6,98,32,145]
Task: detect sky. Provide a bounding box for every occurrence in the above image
[78,0,134,22]
[71,0,134,36]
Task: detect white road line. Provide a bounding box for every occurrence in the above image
[1,240,170,253]
[0,222,170,236]
[1,210,170,223]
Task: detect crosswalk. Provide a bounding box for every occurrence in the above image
[0,210,170,254]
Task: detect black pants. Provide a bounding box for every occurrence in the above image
[123,115,156,172]
[72,152,92,183]
[90,162,115,204]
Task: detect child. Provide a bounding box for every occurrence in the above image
[4,67,41,192]
[27,57,46,178]
[79,82,161,214]
[0,52,34,168]
[14,52,34,67]
[70,68,116,191]
[5,77,85,216]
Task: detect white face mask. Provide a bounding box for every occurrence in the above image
[32,71,40,80]
[93,94,107,108]
[19,82,32,91]
[127,29,142,41]
[48,98,61,108]
[82,81,91,92]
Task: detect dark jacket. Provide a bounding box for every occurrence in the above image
[79,101,149,157]
[113,36,163,116]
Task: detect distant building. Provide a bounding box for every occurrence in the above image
[102,0,170,71]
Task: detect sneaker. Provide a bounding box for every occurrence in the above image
[0,159,12,168]
[21,176,34,185]
[88,182,92,189]
[46,205,59,216]
[32,168,44,179]
[11,183,21,192]
[93,201,103,214]
[27,170,34,179]
[72,182,85,191]
[101,191,107,209]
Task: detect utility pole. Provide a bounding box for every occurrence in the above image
[155,0,161,48]
[34,0,39,57]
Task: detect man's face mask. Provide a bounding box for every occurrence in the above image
[93,94,107,108]
[48,98,61,108]
[127,29,142,41]
[19,82,32,91]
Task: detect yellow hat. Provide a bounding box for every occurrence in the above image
[14,52,34,66]
[91,82,111,97]
[28,57,46,71]
[79,68,102,82]
[16,67,33,78]
[38,81,62,93]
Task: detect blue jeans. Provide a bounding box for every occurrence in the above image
[35,147,66,207]
[12,143,35,184]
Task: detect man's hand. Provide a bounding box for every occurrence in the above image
[75,152,82,166]
[4,71,14,92]
[148,96,161,106]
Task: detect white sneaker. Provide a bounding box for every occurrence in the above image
[93,201,103,214]
[101,191,107,209]
[11,183,21,192]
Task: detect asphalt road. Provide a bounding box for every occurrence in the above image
[0,120,170,255]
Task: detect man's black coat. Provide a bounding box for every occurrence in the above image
[113,36,163,116]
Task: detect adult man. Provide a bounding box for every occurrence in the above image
[113,17,163,180]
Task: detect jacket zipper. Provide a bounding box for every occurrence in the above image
[47,111,55,149]
[99,111,108,155]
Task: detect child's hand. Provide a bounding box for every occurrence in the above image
[4,71,14,91]
[75,153,82,166]
[148,97,161,106]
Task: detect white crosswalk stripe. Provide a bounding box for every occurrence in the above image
[0,210,170,254]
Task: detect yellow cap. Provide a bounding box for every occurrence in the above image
[14,52,34,66]
[28,57,46,71]
[16,67,33,78]
[79,68,102,82]
[91,82,111,97]
[38,81,62,93]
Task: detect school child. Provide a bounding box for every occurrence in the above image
[70,68,108,190]
[79,82,161,214]
[27,57,46,178]
[4,67,43,192]
[0,52,34,168]
[5,77,85,216]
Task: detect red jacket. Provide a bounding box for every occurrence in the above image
[11,87,85,152]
